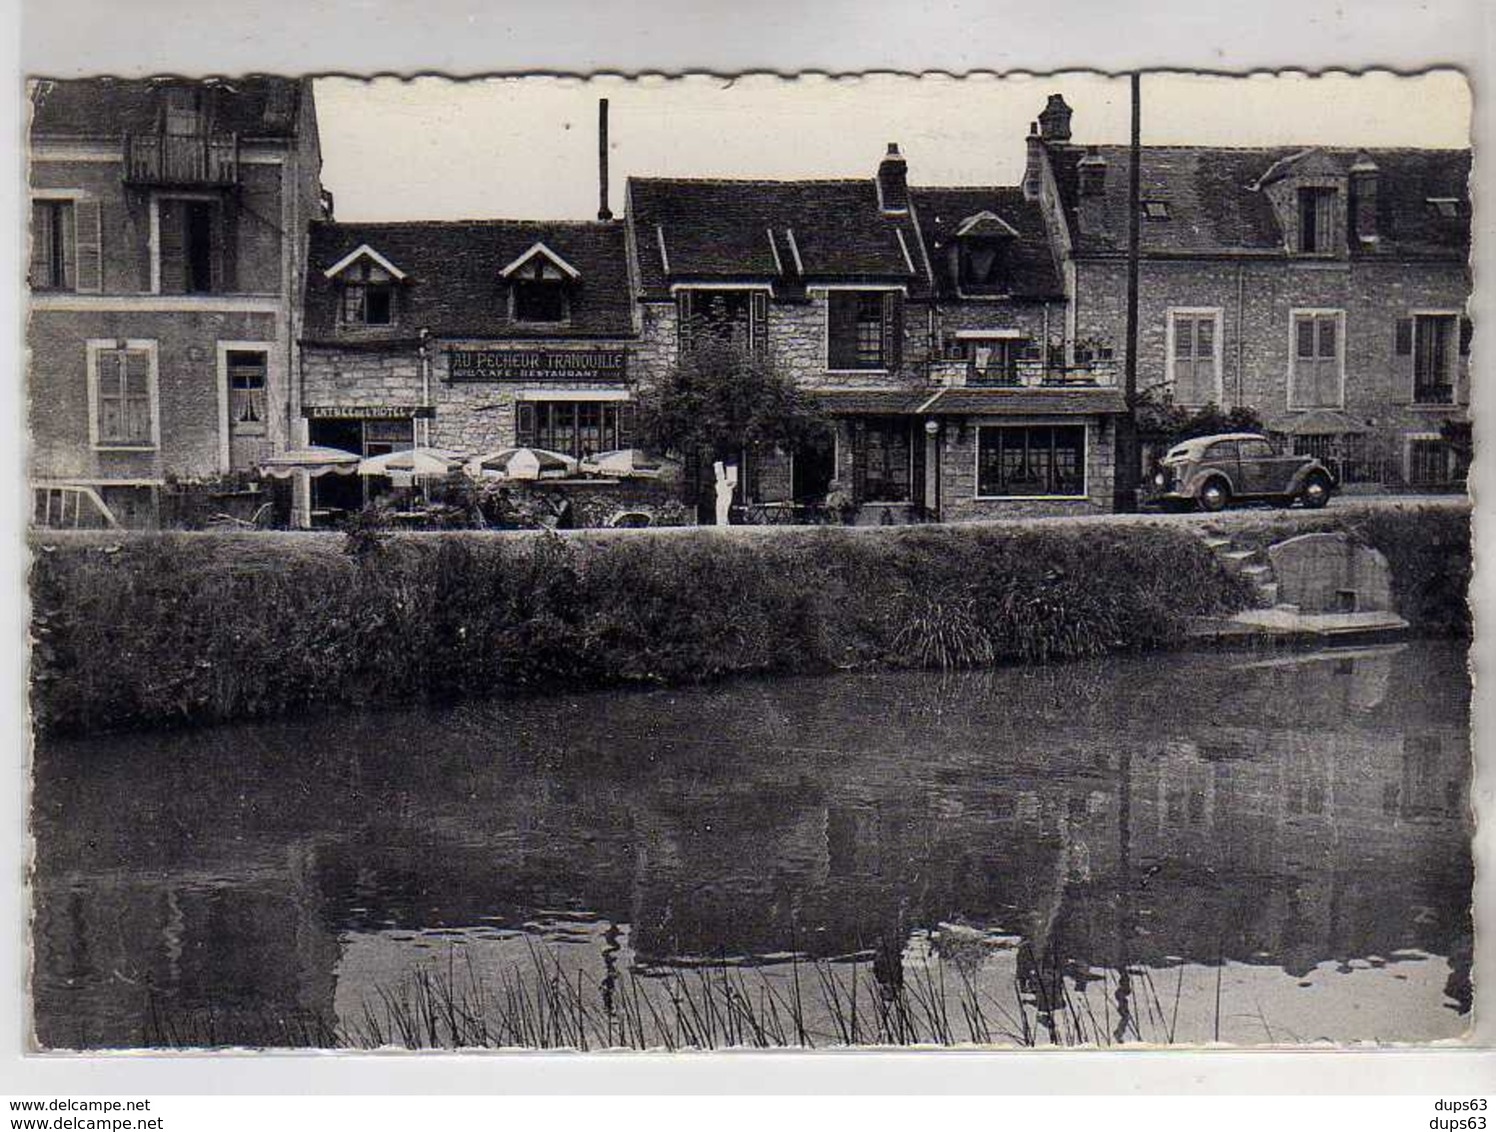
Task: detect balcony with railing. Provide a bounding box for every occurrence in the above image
[123,132,239,187]
[928,355,1119,390]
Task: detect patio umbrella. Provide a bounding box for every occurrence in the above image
[465,447,578,481]
[357,446,466,477]
[258,445,361,479]
[578,448,679,479]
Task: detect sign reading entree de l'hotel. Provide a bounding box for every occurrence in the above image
[446,347,628,383]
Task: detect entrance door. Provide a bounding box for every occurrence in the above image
[225,348,268,470]
[791,427,836,503]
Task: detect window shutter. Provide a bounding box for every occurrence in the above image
[850,419,868,502]
[1395,318,1413,357]
[73,198,102,294]
[28,202,52,287]
[676,291,694,352]
[158,200,186,294]
[515,402,536,447]
[826,293,857,369]
[882,292,904,371]
[217,201,236,293]
[124,349,152,443]
[1459,316,1473,356]
[616,401,637,449]
[750,291,769,358]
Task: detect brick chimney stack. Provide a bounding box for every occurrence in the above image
[1350,150,1379,244]
[1023,122,1045,201]
[877,142,909,214]
[1038,93,1073,143]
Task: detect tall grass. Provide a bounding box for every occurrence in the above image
[33,520,1266,735]
[141,937,1202,1051]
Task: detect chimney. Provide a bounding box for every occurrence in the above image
[877,142,909,214]
[1349,150,1378,244]
[1038,93,1073,143]
[597,98,613,222]
[1077,146,1107,197]
[1022,122,1045,201]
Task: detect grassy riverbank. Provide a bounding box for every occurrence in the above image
[29,503,1466,736]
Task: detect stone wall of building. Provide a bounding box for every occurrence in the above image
[1072,256,1471,472]
[29,308,282,484]
[937,415,1116,521]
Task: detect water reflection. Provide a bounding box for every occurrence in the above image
[32,639,1472,1048]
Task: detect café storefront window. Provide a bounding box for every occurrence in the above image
[976,424,1086,498]
[516,400,636,460]
[855,416,913,503]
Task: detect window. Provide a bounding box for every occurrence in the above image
[1168,311,1221,406]
[1142,200,1171,220]
[957,337,1028,387]
[339,260,395,326]
[158,197,221,294]
[977,425,1086,498]
[1398,314,1457,406]
[163,87,203,136]
[1427,197,1461,220]
[88,341,156,449]
[858,417,912,502]
[513,279,567,322]
[516,400,636,460]
[958,237,1009,293]
[1408,437,1462,488]
[30,200,76,291]
[226,349,267,428]
[1290,311,1343,408]
[828,290,902,371]
[1298,187,1337,254]
[1238,438,1275,460]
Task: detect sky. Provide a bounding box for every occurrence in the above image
[312,70,1472,223]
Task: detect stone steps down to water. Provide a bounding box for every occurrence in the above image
[1190,529,1408,643]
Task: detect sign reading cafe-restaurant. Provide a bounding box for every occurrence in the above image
[446,348,629,383]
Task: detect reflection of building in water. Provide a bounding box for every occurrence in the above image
[31,642,1471,1047]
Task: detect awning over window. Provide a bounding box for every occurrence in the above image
[810,389,931,415]
[919,387,1128,416]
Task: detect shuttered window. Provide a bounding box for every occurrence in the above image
[1397,315,1457,405]
[91,344,155,448]
[828,290,902,371]
[72,198,102,293]
[158,198,222,295]
[30,200,76,291]
[1298,187,1338,254]
[1169,311,1220,405]
[1290,312,1343,408]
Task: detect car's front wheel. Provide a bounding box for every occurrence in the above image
[1299,472,1332,509]
[1197,479,1231,513]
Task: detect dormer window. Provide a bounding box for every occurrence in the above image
[324,244,407,328]
[512,264,569,323]
[953,211,1019,296]
[1298,187,1337,254]
[341,261,395,325]
[163,87,204,135]
[501,241,580,326]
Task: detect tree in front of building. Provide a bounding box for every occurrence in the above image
[1134,388,1265,448]
[634,332,826,468]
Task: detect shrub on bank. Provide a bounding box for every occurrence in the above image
[32,521,1267,736]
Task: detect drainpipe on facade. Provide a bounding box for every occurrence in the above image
[1235,262,1246,407]
[418,327,432,448]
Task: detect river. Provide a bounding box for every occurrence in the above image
[31,638,1472,1049]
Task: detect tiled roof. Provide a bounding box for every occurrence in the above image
[809,390,932,415]
[29,76,306,139]
[910,186,1063,299]
[627,178,930,300]
[302,220,634,341]
[1047,144,1470,260]
[921,386,1128,416]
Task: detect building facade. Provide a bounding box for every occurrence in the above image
[625,148,1124,522]
[27,77,327,525]
[298,219,635,514]
[1023,94,1472,489]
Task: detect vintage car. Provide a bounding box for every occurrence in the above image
[1148,432,1336,512]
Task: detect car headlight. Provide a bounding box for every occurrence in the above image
[1153,470,1169,489]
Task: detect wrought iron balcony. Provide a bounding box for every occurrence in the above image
[123,132,239,187]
